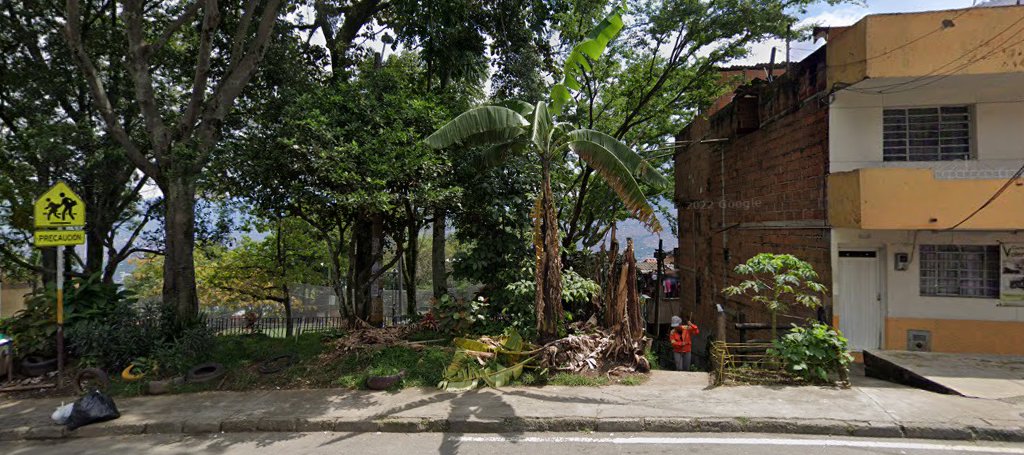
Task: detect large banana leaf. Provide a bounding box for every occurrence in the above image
[566,130,662,232]
[461,127,527,148]
[475,140,528,169]
[567,129,669,189]
[491,100,535,118]
[439,329,540,391]
[550,1,627,113]
[425,106,529,149]
[532,101,553,153]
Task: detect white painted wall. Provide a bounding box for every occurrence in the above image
[829,73,1024,175]
[831,228,1024,323]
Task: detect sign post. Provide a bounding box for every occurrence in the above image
[33,181,86,387]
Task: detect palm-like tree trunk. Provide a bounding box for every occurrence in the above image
[536,162,563,341]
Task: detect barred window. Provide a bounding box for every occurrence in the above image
[883,106,971,161]
[919,245,999,298]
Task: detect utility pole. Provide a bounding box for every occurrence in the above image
[654,239,665,338]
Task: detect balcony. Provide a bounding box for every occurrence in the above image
[828,167,1024,230]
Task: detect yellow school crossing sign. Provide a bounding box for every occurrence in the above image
[33,181,86,246]
[34,181,85,229]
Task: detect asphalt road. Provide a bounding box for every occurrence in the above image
[5,433,1024,455]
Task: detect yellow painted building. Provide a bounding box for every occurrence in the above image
[825,5,1024,355]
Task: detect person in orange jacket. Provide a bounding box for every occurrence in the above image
[669,316,699,371]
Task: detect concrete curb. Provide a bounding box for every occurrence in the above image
[5,417,1024,442]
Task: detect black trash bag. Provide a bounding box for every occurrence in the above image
[65,389,121,431]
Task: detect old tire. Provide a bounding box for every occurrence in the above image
[186,362,226,384]
[21,356,57,377]
[75,368,110,393]
[257,354,297,375]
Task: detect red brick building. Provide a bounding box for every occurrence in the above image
[674,48,831,350]
[675,5,1024,358]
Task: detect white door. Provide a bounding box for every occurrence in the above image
[838,251,882,351]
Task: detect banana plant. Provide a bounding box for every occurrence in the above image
[438,329,541,391]
[425,2,666,341]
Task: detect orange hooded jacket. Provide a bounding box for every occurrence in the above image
[670,323,699,353]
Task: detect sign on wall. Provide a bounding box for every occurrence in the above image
[1000,243,1024,302]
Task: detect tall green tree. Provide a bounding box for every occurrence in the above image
[1,0,151,285]
[63,0,288,325]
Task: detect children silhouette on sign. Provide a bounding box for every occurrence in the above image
[59,193,77,221]
[45,198,62,221]
[43,193,79,222]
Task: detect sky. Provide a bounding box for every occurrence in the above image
[734,0,1005,66]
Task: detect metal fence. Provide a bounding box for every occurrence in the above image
[207,316,346,337]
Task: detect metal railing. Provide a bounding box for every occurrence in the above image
[206,316,346,338]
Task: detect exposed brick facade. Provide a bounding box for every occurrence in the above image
[674,49,831,350]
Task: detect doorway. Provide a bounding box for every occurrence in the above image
[838,250,883,351]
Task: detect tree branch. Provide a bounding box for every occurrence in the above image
[63,0,161,180]
[150,1,202,55]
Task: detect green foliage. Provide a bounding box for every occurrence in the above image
[434,295,490,336]
[0,274,134,357]
[550,1,628,113]
[68,300,214,375]
[769,322,854,384]
[336,346,452,390]
[497,268,600,338]
[438,329,539,390]
[547,372,608,387]
[723,253,827,339]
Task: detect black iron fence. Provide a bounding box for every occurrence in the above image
[207,316,346,337]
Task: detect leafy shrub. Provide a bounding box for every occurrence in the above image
[723,253,827,340]
[497,269,600,339]
[769,322,853,383]
[433,294,489,336]
[69,299,214,376]
[1,274,133,357]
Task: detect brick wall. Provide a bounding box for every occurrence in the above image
[674,49,831,350]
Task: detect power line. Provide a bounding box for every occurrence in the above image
[827,8,974,69]
[944,161,1024,231]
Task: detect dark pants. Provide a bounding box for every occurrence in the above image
[673,352,691,371]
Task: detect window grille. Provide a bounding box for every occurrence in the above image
[919,244,999,298]
[883,106,971,161]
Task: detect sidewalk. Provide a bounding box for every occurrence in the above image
[2,370,1023,442]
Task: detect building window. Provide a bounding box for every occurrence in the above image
[883,106,971,161]
[919,245,999,298]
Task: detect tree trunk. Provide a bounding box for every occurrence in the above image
[277,218,293,338]
[404,217,418,315]
[431,208,447,300]
[162,177,199,326]
[283,282,293,337]
[535,163,563,342]
[84,224,106,279]
[369,213,384,326]
[352,217,372,321]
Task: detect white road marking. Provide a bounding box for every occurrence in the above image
[457,435,1024,453]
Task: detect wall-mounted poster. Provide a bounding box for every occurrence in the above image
[1001,243,1024,302]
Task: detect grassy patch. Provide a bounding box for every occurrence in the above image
[616,374,648,386]
[102,334,456,396]
[547,372,609,387]
[334,346,452,390]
